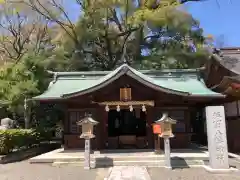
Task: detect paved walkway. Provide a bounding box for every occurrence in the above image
[107,166,151,180]
[0,160,240,180]
[149,167,240,180]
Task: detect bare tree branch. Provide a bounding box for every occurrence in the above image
[0,2,51,62]
[109,8,123,32]
[12,0,79,46]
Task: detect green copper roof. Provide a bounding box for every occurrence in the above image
[33,64,224,100]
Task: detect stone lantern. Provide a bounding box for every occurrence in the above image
[155,113,177,169]
[77,115,98,139]
[77,114,98,170]
[156,113,176,138]
[0,117,14,130]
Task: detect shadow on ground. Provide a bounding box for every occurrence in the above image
[94,157,114,168]
[171,157,190,169]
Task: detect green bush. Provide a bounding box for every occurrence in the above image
[0,129,41,155]
[35,127,53,142]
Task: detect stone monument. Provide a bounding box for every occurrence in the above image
[205,106,232,172]
[77,114,98,170]
[155,113,177,169]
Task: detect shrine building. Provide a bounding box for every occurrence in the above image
[33,63,230,151]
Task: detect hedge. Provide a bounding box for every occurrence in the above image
[0,128,52,155]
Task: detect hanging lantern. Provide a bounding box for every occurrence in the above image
[105,105,109,112]
[129,105,133,112]
[116,105,120,112]
[142,105,146,112]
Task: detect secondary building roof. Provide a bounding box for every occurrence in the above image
[219,47,240,73]
[33,64,224,100]
[205,48,240,97]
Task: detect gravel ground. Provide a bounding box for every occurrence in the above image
[149,159,240,180]
[0,161,107,180]
[149,167,240,180]
[0,160,240,180]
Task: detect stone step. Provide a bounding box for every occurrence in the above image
[50,154,208,163]
[52,159,205,168]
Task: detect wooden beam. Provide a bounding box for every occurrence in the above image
[93,100,155,106]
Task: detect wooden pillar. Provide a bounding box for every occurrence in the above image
[94,107,101,150]
[184,109,191,133]
[102,107,108,149]
[95,107,107,149]
[184,109,191,148]
[63,105,69,149]
[146,107,154,148]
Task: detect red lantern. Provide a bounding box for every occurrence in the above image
[231,83,240,89]
[152,124,161,134]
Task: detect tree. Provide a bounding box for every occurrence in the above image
[0,0,211,126]
[0,53,48,115]
[7,0,209,70]
[0,1,52,63]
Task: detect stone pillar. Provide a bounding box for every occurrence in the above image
[84,138,91,170]
[205,106,229,170]
[164,137,171,169]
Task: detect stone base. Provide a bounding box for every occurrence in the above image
[154,150,162,154]
[164,166,172,170]
[84,166,90,170]
[203,165,239,173]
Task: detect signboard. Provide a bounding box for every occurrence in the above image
[205,106,229,169]
[120,88,132,101]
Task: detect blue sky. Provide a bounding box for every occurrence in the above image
[186,0,240,47]
[66,0,240,47]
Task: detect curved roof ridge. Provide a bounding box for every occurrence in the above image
[61,64,190,99]
[48,67,201,78]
